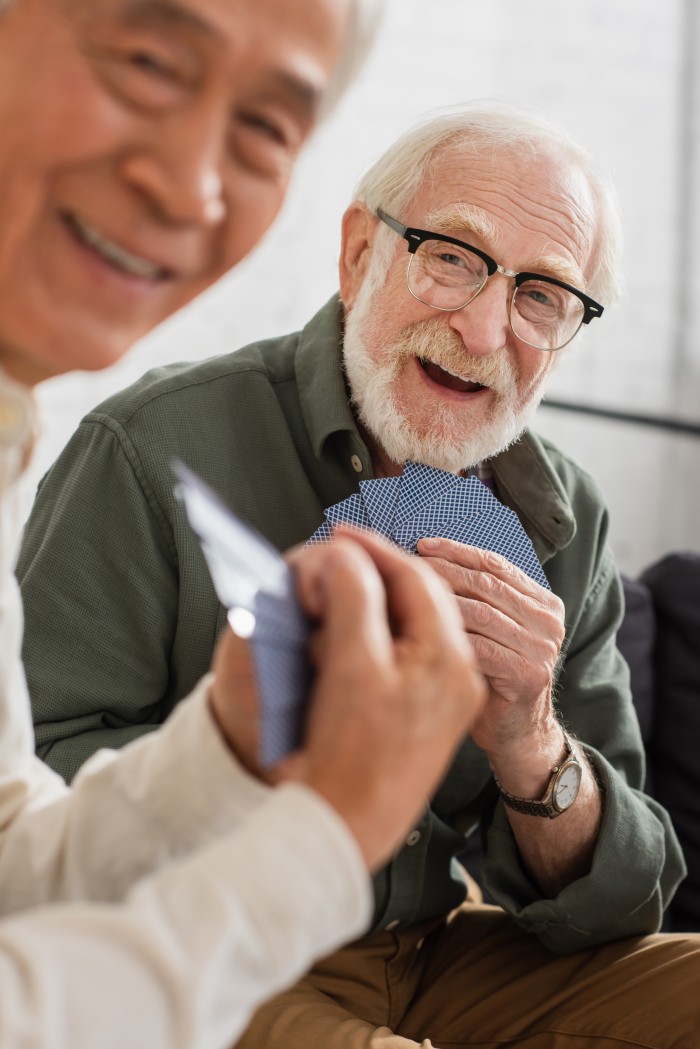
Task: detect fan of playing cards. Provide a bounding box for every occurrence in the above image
[307,461,550,590]
[173,459,550,772]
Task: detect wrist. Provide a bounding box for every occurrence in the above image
[488,715,566,798]
[492,726,583,820]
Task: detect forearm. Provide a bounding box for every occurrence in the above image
[491,721,602,897]
[37,722,159,783]
[486,688,604,893]
[0,783,371,1049]
[0,679,271,915]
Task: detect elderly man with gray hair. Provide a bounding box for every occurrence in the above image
[19,102,700,1047]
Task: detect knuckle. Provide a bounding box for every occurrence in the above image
[543,636,561,666]
[481,569,497,592]
[472,598,494,627]
[472,632,497,664]
[548,593,565,621]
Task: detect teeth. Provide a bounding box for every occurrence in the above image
[70,216,164,279]
[441,363,471,382]
[420,357,479,385]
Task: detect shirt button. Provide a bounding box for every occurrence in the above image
[350,454,363,473]
[384,919,400,932]
[406,830,421,847]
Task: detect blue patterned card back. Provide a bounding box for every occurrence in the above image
[324,493,371,530]
[359,476,401,536]
[396,462,463,523]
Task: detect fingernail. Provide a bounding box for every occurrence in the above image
[419,537,441,549]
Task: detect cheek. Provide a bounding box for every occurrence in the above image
[515,348,553,399]
[213,174,291,276]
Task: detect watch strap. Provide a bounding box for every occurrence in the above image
[493,730,581,819]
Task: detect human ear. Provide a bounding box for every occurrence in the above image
[338,202,377,309]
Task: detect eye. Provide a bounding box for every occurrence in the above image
[91,31,195,112]
[231,107,306,178]
[527,287,553,306]
[238,111,288,147]
[438,251,468,269]
[428,245,484,281]
[128,50,175,79]
[518,281,571,318]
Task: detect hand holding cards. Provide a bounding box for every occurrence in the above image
[308,461,550,590]
[174,462,311,767]
[174,460,547,772]
[173,462,486,873]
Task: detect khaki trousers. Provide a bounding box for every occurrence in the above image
[236,903,700,1049]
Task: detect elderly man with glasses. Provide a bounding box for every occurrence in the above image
[18,104,700,1047]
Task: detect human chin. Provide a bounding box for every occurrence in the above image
[344,316,539,474]
[0,292,156,383]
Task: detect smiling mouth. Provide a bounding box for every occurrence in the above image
[64,214,171,281]
[418,357,488,394]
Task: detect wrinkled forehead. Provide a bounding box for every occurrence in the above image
[412,139,600,283]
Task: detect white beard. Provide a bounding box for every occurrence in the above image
[342,278,548,474]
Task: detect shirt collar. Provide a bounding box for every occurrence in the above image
[490,433,576,562]
[295,294,359,458]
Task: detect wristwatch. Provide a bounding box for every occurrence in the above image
[494,731,582,818]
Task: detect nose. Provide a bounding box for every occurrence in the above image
[447,275,512,357]
[119,108,227,227]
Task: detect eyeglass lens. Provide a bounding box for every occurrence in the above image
[408,240,585,351]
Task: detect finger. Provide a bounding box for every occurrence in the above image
[423,553,563,636]
[333,527,465,647]
[215,628,256,697]
[416,537,546,601]
[288,542,337,619]
[304,537,394,667]
[290,538,386,622]
[457,595,529,652]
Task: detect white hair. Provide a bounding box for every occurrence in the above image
[353,102,624,306]
[322,0,385,116]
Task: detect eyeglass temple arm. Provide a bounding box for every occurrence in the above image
[582,301,604,324]
[377,208,428,254]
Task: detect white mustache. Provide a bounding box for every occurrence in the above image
[392,319,518,396]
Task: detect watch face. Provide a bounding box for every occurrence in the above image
[553,762,582,811]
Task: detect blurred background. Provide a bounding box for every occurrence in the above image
[25,0,700,575]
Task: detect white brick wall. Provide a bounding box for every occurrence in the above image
[28,0,700,574]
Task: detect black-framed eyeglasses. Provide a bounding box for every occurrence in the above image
[377,208,604,352]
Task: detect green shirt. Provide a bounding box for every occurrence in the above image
[18,295,685,953]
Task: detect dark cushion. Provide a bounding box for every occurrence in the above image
[641,552,700,932]
[618,575,656,745]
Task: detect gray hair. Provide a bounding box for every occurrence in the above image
[354,102,624,306]
[322,0,385,116]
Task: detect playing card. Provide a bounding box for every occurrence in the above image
[305,520,332,545]
[306,462,548,590]
[359,476,401,535]
[324,492,372,530]
[252,589,309,648]
[173,461,312,767]
[397,503,550,589]
[395,461,464,523]
[173,461,295,610]
[250,633,311,766]
[396,476,496,534]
